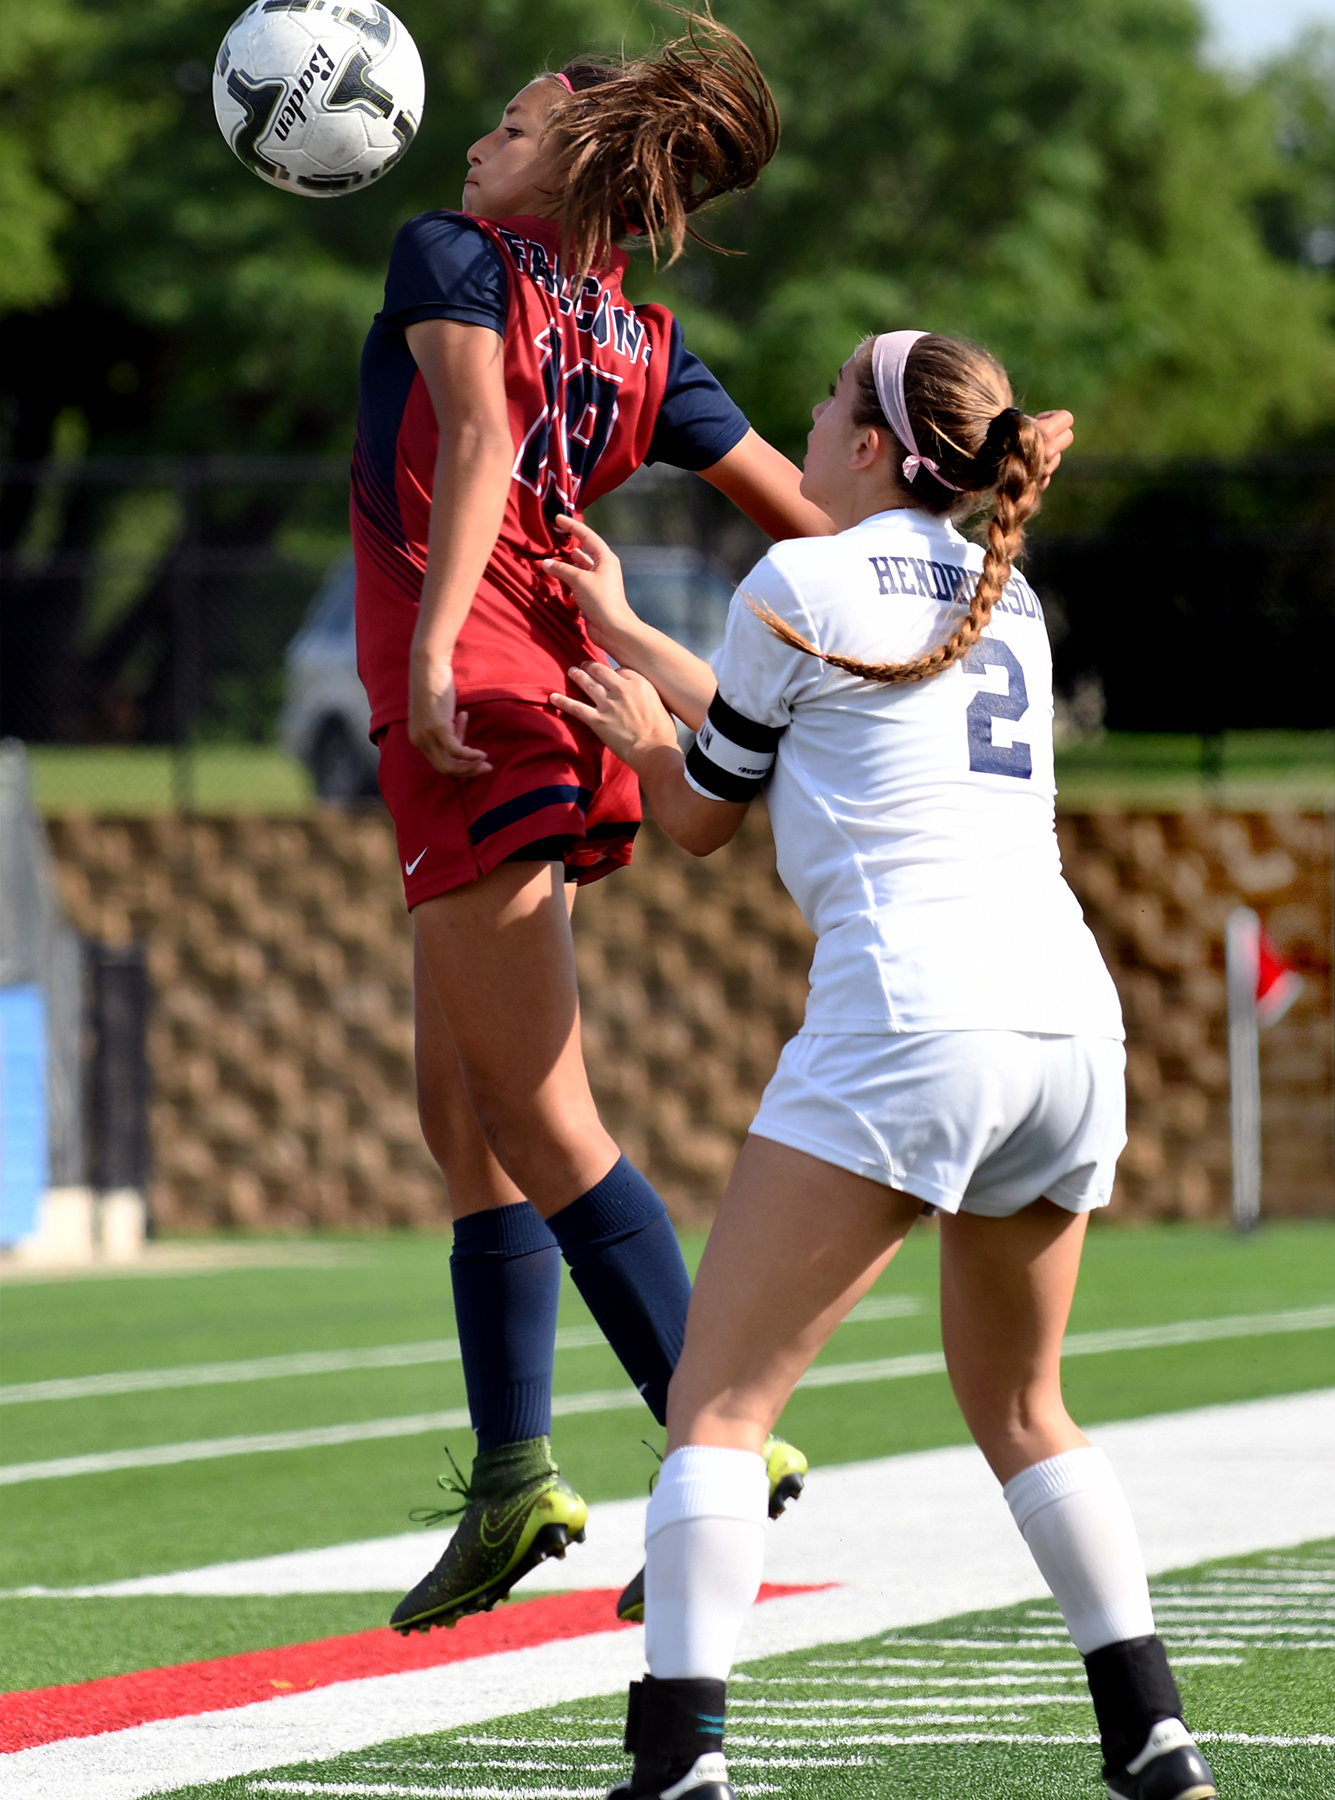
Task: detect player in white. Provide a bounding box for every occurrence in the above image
[545,329,1217,1800]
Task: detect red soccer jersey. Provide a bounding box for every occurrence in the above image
[352,212,746,735]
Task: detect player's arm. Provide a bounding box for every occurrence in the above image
[551,663,748,857]
[405,317,514,778]
[700,412,1077,542]
[698,429,834,540]
[545,516,717,730]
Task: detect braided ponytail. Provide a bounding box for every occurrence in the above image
[539,7,779,286]
[754,335,1046,688]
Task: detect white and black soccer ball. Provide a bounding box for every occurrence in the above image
[213,1,424,198]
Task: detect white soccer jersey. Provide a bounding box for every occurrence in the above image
[685,507,1124,1040]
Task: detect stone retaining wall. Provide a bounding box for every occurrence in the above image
[46,808,1332,1230]
[1056,812,1330,1221]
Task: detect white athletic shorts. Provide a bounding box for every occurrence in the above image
[749,1031,1127,1217]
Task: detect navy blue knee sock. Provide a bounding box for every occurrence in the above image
[450,1205,561,1453]
[547,1156,692,1426]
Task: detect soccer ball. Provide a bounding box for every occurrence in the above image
[213,1,424,198]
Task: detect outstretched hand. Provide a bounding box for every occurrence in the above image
[542,516,639,650]
[550,660,679,771]
[1034,410,1074,490]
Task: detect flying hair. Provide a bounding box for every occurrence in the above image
[752,334,1047,687]
[537,6,779,287]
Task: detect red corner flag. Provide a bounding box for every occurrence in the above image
[1226,908,1303,1230]
[1255,923,1303,1027]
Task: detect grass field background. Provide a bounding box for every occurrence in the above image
[2,1220,1333,1706]
[23,730,1335,814]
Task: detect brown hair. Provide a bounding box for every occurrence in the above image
[754,334,1047,686]
[538,8,779,286]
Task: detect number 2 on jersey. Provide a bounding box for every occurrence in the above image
[962,637,1032,779]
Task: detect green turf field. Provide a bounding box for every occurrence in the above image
[24,744,317,814]
[1050,729,1334,810]
[2,1221,1332,1702]
[148,1538,1335,1800]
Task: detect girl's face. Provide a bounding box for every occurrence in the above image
[800,359,867,513]
[463,81,563,221]
[800,354,915,527]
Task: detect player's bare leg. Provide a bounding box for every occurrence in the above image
[411,867,582,1220]
[625,1167,1212,1800]
[413,861,617,1212]
[610,1140,915,1800]
[937,1200,1090,1481]
[392,895,587,1634]
[414,863,794,1437]
[413,929,529,1219]
[394,860,703,1634]
[666,1137,920,1454]
[418,928,805,1628]
[939,1205,1214,1798]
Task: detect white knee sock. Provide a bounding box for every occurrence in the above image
[1003,1446,1156,1656]
[644,1445,768,1681]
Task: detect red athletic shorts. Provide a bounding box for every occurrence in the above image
[377,700,641,909]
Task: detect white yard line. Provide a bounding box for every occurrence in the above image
[800,1303,1335,1390]
[249,1785,611,1797]
[0,1406,479,1487]
[4,1305,1331,1489]
[0,1333,584,1406]
[0,1389,1331,1800]
[0,1387,661,1487]
[1056,1306,1335,1356]
[0,1296,923,1408]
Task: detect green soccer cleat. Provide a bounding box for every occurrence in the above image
[390,1436,588,1635]
[614,1434,808,1625]
[762,1434,808,1520]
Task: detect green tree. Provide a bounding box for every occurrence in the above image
[4,1,1332,746]
[3,0,1334,461]
[1,0,646,457]
[1256,27,1335,301]
[0,0,179,316]
[636,0,1335,457]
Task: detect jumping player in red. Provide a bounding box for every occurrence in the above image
[352,13,1074,1636]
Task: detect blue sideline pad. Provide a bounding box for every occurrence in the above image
[0,983,48,1245]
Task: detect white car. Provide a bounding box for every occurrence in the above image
[281,554,375,799]
[282,546,736,800]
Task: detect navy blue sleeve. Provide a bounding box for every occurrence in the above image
[646,317,750,471]
[377,211,509,336]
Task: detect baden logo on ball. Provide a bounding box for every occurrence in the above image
[212,1,424,197]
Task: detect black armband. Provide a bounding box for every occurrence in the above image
[684,691,782,802]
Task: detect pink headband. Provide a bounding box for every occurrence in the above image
[870,330,962,491]
[546,70,643,235]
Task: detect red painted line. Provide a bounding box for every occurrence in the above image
[0,1583,823,1753]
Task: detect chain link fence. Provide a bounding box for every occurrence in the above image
[1,456,348,810]
[2,451,1331,812]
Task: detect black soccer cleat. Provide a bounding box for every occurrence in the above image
[1104,1719,1217,1800]
[608,1675,733,1800]
[1084,1636,1214,1800]
[606,1752,733,1800]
